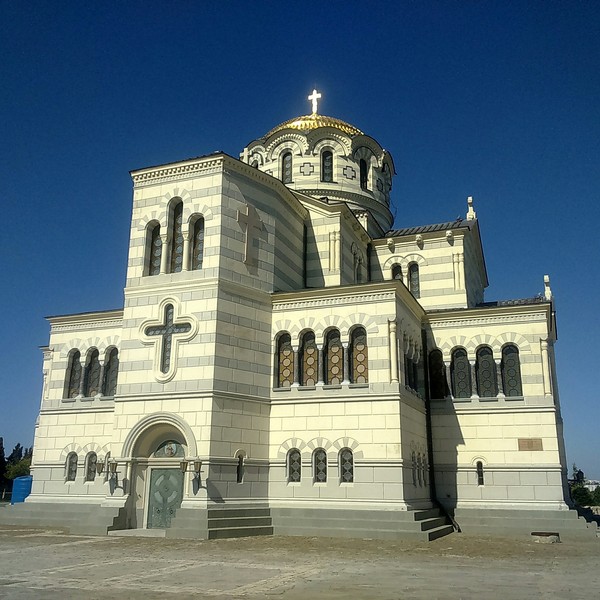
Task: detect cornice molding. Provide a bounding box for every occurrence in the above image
[429,312,547,328]
[273,290,395,311]
[131,157,224,187]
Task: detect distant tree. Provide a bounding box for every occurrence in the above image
[571,485,593,506]
[0,437,6,488]
[5,457,31,480]
[591,486,600,506]
[7,443,23,466]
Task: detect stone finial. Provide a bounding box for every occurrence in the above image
[544,275,552,301]
[415,234,423,248]
[445,230,453,241]
[387,238,395,252]
[466,196,477,220]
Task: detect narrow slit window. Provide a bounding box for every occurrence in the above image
[148,224,162,276]
[282,152,292,183]
[476,461,484,486]
[321,150,333,182]
[287,449,301,483]
[170,202,184,273]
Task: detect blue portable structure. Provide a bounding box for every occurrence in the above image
[10,475,33,505]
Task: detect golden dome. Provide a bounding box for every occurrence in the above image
[265,114,363,138]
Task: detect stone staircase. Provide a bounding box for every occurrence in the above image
[207,506,274,539]
[271,506,454,542]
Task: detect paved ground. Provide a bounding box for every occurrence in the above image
[0,524,598,599]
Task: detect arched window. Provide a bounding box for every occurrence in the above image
[429,349,449,399]
[85,452,97,482]
[287,448,301,483]
[282,152,292,183]
[236,453,245,484]
[476,346,497,397]
[408,263,420,298]
[321,150,333,182]
[170,201,184,273]
[350,327,368,384]
[313,448,327,483]
[324,329,343,385]
[148,223,162,276]
[476,461,484,486]
[277,333,294,388]
[192,217,205,270]
[66,350,82,398]
[82,349,101,397]
[300,331,317,386]
[359,158,368,189]
[502,344,523,396]
[339,448,354,483]
[102,348,119,396]
[66,452,78,482]
[391,264,402,280]
[451,348,471,398]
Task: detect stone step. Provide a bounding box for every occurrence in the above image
[426,524,455,541]
[208,526,274,540]
[419,516,449,532]
[207,507,270,519]
[108,529,166,538]
[413,509,442,521]
[208,516,272,529]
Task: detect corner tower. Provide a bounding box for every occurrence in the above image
[241,90,395,234]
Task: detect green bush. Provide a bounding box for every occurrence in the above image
[572,485,593,506]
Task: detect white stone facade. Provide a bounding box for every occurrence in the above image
[14,104,590,540]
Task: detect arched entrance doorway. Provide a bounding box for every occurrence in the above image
[123,414,196,530]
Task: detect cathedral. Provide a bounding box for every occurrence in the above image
[4,91,595,540]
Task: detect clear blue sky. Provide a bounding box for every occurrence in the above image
[1,2,599,477]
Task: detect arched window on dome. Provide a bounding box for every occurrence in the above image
[299,331,317,386]
[476,346,497,397]
[82,349,101,397]
[501,344,523,397]
[192,216,205,270]
[349,327,368,384]
[359,159,368,190]
[321,150,333,182]
[102,348,119,396]
[408,263,420,298]
[147,223,162,276]
[476,461,485,486]
[428,349,449,399]
[170,201,184,273]
[451,347,471,398]
[391,264,403,281]
[282,152,293,184]
[324,329,343,385]
[277,333,294,388]
[66,350,82,398]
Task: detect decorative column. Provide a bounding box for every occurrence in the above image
[495,358,505,398]
[97,357,106,397]
[292,346,300,387]
[457,252,465,290]
[317,344,324,386]
[470,360,479,398]
[452,253,460,289]
[398,332,406,385]
[541,339,552,397]
[389,320,399,383]
[182,231,191,271]
[342,342,350,384]
[160,233,170,274]
[444,360,453,398]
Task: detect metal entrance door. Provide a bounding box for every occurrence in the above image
[147,468,184,529]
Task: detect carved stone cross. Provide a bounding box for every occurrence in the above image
[237,203,262,265]
[145,304,192,374]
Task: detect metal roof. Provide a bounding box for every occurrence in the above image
[385,219,473,237]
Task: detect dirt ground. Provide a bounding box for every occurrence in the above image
[0,525,598,599]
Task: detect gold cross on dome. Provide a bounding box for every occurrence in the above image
[308,89,322,114]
